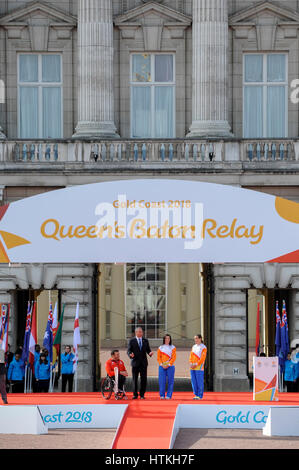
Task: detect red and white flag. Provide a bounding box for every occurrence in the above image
[73,302,80,373]
[52,301,59,363]
[29,301,37,370]
[0,304,7,341]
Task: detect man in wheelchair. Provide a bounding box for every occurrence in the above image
[104,349,128,399]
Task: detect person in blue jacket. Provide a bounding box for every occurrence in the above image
[284,352,297,392]
[61,345,75,392]
[32,344,41,393]
[35,353,51,393]
[7,351,25,393]
[295,345,299,392]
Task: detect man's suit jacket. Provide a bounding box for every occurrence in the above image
[127,337,152,368]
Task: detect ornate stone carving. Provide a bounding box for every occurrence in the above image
[115,1,191,49]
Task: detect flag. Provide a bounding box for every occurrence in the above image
[280,300,289,371]
[255,302,260,356]
[53,303,65,349]
[73,302,80,373]
[21,301,32,363]
[52,301,58,364]
[43,301,53,363]
[1,304,10,352]
[0,304,7,341]
[29,301,37,370]
[275,300,281,358]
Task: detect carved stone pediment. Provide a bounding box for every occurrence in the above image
[0,1,76,50]
[115,1,191,49]
[229,1,299,48]
[230,1,299,24]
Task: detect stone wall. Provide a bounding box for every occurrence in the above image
[0,263,94,391]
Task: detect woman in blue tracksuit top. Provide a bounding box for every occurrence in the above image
[35,353,51,392]
[7,352,25,393]
[61,345,75,392]
[284,352,297,393]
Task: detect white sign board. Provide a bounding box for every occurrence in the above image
[0,405,47,434]
[0,179,299,263]
[253,357,279,401]
[38,404,127,429]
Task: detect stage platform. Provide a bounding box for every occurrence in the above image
[3,392,299,449]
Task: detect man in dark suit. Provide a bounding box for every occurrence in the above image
[127,327,153,399]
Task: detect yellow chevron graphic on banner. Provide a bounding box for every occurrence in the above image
[0,230,31,249]
[0,240,9,263]
[275,197,299,224]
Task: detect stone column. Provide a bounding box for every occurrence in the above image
[186,264,201,338]
[73,0,119,138]
[98,264,106,341]
[167,264,182,340]
[58,265,94,392]
[0,291,13,349]
[213,264,253,392]
[110,264,125,340]
[187,0,232,137]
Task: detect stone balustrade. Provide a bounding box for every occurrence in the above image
[0,139,298,163]
[244,140,296,162]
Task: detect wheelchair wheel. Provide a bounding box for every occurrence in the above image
[101,376,113,400]
[115,390,125,400]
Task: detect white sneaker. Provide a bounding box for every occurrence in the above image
[160,396,165,399]
[166,397,171,400]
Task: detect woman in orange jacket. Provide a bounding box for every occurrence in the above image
[189,334,207,400]
[157,334,176,399]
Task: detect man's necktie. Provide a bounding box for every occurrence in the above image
[138,338,142,350]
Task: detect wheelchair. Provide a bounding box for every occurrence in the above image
[100,370,128,401]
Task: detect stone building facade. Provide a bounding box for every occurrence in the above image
[0,0,299,391]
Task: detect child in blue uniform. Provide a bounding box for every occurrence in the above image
[35,353,51,392]
[284,352,297,392]
[7,352,25,393]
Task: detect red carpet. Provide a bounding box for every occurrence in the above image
[4,392,299,449]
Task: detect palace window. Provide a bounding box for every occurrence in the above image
[130,54,175,138]
[126,263,167,339]
[18,54,62,139]
[243,53,287,138]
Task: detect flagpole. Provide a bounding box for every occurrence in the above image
[29,367,32,393]
[73,302,80,393]
[49,366,54,393]
[24,364,27,394]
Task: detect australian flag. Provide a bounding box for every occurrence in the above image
[21,301,32,363]
[280,300,290,371]
[275,301,281,358]
[43,302,53,363]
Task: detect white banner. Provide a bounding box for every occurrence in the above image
[177,404,275,429]
[39,404,127,429]
[0,179,299,263]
